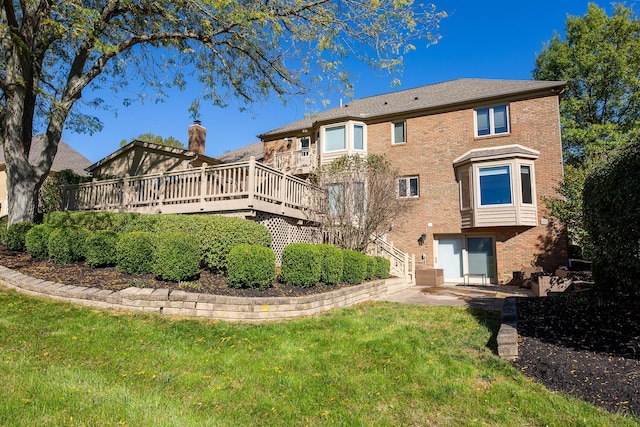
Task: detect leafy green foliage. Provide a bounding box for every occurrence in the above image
[341,249,368,284]
[583,141,640,298]
[365,256,377,281]
[44,211,144,232]
[119,133,184,148]
[374,256,391,279]
[280,243,321,288]
[5,222,35,251]
[152,232,201,282]
[0,216,7,244]
[25,225,54,260]
[47,227,88,264]
[84,230,120,268]
[38,170,91,217]
[227,244,276,290]
[534,4,640,249]
[317,244,343,285]
[116,232,155,275]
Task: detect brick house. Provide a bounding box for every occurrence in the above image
[259,79,567,284]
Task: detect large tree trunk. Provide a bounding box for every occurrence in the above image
[5,157,43,226]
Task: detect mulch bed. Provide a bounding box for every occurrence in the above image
[0,246,351,298]
[513,292,640,417]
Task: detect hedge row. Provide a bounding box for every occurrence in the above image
[43,212,271,272]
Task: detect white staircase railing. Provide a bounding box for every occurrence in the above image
[368,235,415,282]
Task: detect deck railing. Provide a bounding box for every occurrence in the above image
[368,235,415,282]
[62,157,319,221]
[273,149,317,174]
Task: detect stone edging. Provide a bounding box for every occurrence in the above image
[0,265,395,321]
[497,296,518,360]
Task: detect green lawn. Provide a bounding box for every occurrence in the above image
[0,289,637,426]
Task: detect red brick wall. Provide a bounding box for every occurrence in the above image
[366,95,566,282]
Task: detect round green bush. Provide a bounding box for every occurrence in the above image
[84,230,120,268]
[374,256,391,279]
[48,227,88,264]
[365,256,377,280]
[152,231,201,282]
[317,244,343,285]
[5,222,35,251]
[341,249,368,284]
[227,244,276,290]
[116,231,155,275]
[0,216,8,245]
[280,243,321,288]
[25,224,54,260]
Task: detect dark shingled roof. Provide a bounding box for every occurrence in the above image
[0,135,92,175]
[453,144,540,166]
[216,141,264,163]
[260,78,565,138]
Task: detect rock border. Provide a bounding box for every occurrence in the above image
[497,296,518,360]
[0,265,401,321]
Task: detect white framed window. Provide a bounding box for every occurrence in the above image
[392,121,406,144]
[326,183,345,215]
[299,137,310,157]
[478,165,512,206]
[520,165,533,204]
[321,122,366,153]
[397,176,419,198]
[475,105,509,137]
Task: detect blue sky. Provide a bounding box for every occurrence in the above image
[61,1,614,163]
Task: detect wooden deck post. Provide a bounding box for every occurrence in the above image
[247,157,256,208]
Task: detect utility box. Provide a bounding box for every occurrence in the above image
[415,268,444,286]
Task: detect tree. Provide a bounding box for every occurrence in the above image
[312,154,408,252]
[119,132,183,148]
[533,3,640,254]
[0,1,445,226]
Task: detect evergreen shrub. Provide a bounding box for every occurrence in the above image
[317,244,343,285]
[280,243,321,288]
[0,216,8,244]
[48,227,88,264]
[365,256,377,280]
[374,256,391,279]
[116,231,155,274]
[583,140,640,298]
[84,230,120,268]
[152,231,201,282]
[5,222,35,251]
[227,244,276,290]
[25,224,54,260]
[341,249,368,284]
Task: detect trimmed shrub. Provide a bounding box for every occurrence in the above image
[365,256,377,280]
[5,222,35,251]
[227,244,276,290]
[116,231,155,275]
[374,256,391,279]
[84,230,120,268]
[583,140,640,298]
[48,227,88,264]
[153,231,201,282]
[0,216,8,244]
[341,249,368,285]
[44,211,145,233]
[280,243,321,288]
[317,244,343,285]
[25,224,54,260]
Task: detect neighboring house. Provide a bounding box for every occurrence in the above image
[0,135,92,216]
[259,78,567,283]
[216,141,264,163]
[87,121,221,177]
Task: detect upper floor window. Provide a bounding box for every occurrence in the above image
[398,176,419,198]
[324,125,346,152]
[475,105,509,137]
[479,165,512,205]
[393,121,406,144]
[520,165,533,204]
[322,122,366,153]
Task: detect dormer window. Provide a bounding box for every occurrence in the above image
[475,105,509,137]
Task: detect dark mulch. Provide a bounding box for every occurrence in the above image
[0,246,351,298]
[513,292,640,417]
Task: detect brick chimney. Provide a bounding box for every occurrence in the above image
[187,120,206,155]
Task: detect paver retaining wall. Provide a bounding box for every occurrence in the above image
[0,265,396,321]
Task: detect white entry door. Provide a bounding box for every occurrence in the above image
[437,237,463,282]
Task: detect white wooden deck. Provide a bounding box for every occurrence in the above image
[62,157,319,221]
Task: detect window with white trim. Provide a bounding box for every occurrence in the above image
[321,122,366,153]
[397,176,419,198]
[475,105,509,137]
[479,165,512,205]
[326,183,345,215]
[324,125,346,152]
[392,121,406,144]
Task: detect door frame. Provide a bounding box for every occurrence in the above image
[433,234,496,284]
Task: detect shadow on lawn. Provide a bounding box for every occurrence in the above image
[468,307,502,355]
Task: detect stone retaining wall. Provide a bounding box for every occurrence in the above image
[0,266,393,321]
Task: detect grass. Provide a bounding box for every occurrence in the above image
[0,289,637,426]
